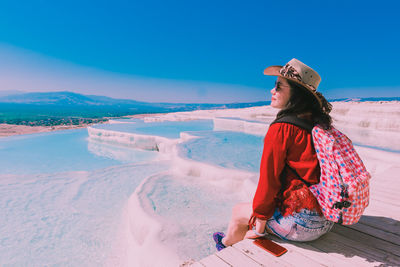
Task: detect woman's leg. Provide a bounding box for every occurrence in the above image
[222,202,252,246]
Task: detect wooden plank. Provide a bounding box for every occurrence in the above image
[232,239,290,266]
[370,179,399,191]
[368,196,400,210]
[234,238,320,267]
[188,261,205,267]
[357,215,400,236]
[307,232,390,267]
[266,239,326,267]
[347,222,400,246]
[361,202,400,221]
[369,198,400,212]
[266,235,357,267]
[332,224,400,257]
[215,246,261,267]
[325,230,400,266]
[370,187,398,197]
[199,254,231,267]
[370,195,397,206]
[370,183,400,197]
[369,191,399,205]
[372,167,400,182]
[361,209,400,222]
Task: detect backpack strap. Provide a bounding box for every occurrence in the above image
[271,115,314,132]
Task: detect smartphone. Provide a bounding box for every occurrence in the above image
[253,238,288,257]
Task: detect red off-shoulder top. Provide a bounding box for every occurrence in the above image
[251,122,322,221]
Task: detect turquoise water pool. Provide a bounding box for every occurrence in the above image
[92,119,214,139]
[0,129,156,175]
[178,131,264,172]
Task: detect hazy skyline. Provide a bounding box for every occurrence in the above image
[0,1,399,103]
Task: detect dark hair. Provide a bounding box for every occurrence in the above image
[276,79,333,129]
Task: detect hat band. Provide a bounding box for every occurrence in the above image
[279,63,316,91]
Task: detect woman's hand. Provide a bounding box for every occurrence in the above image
[244,218,267,239]
[244,229,261,239]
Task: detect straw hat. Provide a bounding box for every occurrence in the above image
[264,58,322,107]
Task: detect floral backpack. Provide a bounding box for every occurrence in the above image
[274,116,371,225]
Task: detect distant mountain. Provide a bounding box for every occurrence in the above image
[0,90,25,97]
[1,91,397,107]
[0,91,268,109]
[330,97,400,102]
[0,91,147,106]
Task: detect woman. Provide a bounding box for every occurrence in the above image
[213,58,334,251]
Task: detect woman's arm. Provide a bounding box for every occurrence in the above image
[251,123,294,220]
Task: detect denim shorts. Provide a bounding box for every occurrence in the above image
[266,209,334,242]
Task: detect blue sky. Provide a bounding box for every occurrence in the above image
[0,0,399,103]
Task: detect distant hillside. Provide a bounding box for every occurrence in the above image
[0,90,24,97]
[0,91,268,126]
[0,91,268,107]
[0,91,145,106]
[330,97,400,102]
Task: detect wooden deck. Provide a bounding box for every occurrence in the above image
[191,148,400,267]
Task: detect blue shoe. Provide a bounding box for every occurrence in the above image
[213,232,226,251]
